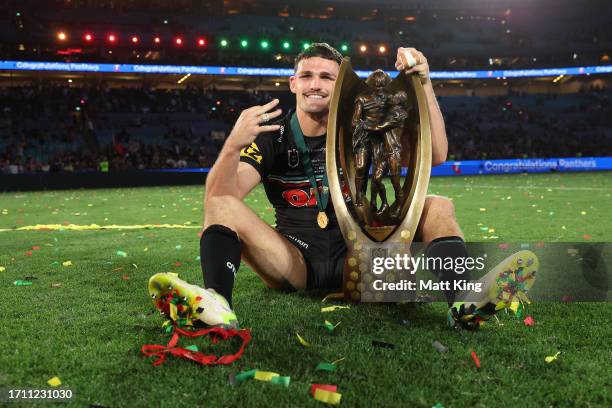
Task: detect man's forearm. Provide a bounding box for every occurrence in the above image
[205,144,241,200]
[422,79,448,165]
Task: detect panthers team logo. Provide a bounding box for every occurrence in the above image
[288,148,300,168]
[240,142,262,164]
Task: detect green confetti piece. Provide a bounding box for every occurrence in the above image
[13,280,33,286]
[175,245,182,250]
[51,261,60,266]
[196,256,201,261]
[235,369,258,383]
[316,363,336,372]
[270,376,291,387]
[116,250,127,257]
[164,325,174,333]
[185,345,199,352]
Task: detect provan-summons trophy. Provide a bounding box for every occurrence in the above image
[326,57,432,302]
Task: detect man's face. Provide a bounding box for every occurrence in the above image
[290,56,339,115]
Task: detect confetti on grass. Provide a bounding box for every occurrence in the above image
[523,316,535,326]
[323,320,341,332]
[312,384,341,405]
[321,292,344,302]
[471,351,481,369]
[296,332,311,347]
[13,280,33,286]
[432,341,448,353]
[321,305,350,313]
[47,376,62,387]
[316,363,336,372]
[116,250,127,257]
[545,352,561,363]
[254,371,279,381]
[62,261,72,267]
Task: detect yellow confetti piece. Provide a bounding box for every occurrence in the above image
[47,376,62,387]
[321,305,350,313]
[296,332,311,347]
[488,228,495,233]
[580,211,587,215]
[331,357,345,365]
[144,247,149,252]
[314,388,342,405]
[545,351,561,363]
[62,261,72,267]
[169,303,178,321]
[321,292,344,303]
[479,208,486,212]
[0,266,5,272]
[254,371,279,381]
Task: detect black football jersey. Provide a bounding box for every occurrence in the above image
[239,110,352,230]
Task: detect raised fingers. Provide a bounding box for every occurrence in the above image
[258,98,280,114]
[258,124,281,132]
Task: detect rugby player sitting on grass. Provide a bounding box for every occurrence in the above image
[148,43,537,330]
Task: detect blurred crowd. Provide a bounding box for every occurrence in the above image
[0,83,610,174]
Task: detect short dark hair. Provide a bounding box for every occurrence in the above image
[294,42,343,71]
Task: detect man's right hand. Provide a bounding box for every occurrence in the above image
[225,99,283,152]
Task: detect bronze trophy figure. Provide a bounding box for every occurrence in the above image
[326,59,432,302]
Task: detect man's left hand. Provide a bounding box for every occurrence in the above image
[395,47,430,85]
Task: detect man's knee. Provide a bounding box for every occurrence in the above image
[204,195,243,231]
[426,196,456,220]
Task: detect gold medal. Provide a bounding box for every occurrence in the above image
[317,211,329,229]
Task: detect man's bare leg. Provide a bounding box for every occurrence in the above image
[417,195,464,243]
[204,195,308,291]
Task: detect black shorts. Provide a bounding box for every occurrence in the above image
[278,227,347,290]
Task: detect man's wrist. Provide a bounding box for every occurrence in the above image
[223,138,246,154]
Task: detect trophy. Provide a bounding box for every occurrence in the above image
[326,58,432,302]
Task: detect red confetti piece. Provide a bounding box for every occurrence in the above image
[121,274,130,280]
[523,316,535,326]
[311,384,338,396]
[536,242,545,248]
[25,251,33,256]
[174,261,182,267]
[582,234,592,240]
[471,351,481,369]
[32,246,41,250]
[498,243,510,249]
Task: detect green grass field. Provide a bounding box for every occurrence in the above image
[1,172,611,407]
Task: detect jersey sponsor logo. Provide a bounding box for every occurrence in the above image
[287,148,300,168]
[281,181,352,207]
[240,142,263,164]
[282,188,317,207]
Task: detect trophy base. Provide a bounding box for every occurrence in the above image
[343,238,418,303]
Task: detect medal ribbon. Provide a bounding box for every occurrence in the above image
[141,326,252,366]
[290,112,329,215]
